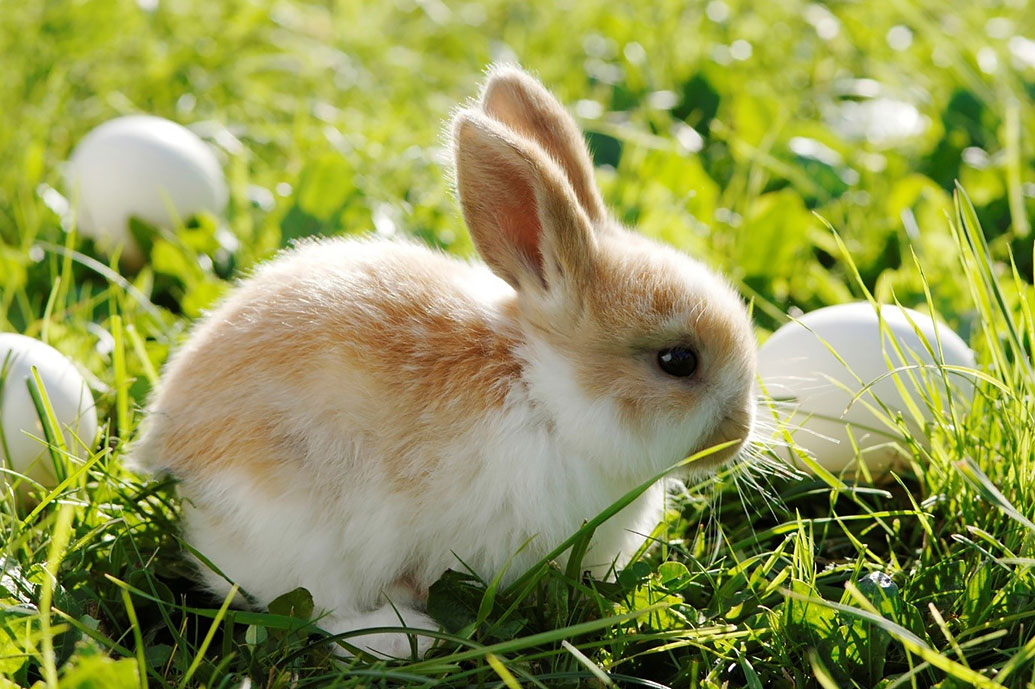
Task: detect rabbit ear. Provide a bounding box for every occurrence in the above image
[453,109,596,294]
[480,66,606,223]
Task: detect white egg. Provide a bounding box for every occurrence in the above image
[66,115,228,264]
[758,303,975,476]
[0,334,98,493]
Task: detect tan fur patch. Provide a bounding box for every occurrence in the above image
[386,571,429,603]
[141,241,525,493]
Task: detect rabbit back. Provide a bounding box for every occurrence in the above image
[136,237,522,483]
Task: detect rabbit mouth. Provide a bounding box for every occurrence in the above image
[689,409,753,470]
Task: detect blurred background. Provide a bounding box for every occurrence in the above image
[3,0,1033,343]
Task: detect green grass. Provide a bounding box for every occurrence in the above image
[2,0,1035,686]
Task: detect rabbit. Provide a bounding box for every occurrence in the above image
[132,65,758,659]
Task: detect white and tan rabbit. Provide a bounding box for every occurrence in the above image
[133,66,757,658]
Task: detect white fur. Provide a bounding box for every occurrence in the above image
[176,351,670,656]
[520,335,718,483]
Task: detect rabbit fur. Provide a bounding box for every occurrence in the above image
[133,65,757,659]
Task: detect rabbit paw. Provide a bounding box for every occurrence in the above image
[324,606,438,659]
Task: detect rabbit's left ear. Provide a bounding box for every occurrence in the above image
[452,109,597,296]
[480,66,606,224]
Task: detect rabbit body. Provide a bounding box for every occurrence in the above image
[134,67,757,658]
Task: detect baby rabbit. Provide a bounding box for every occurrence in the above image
[133,66,757,658]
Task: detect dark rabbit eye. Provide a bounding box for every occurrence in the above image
[657,347,698,377]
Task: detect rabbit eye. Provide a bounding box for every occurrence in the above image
[657,347,698,377]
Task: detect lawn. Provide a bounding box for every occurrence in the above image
[2,0,1035,687]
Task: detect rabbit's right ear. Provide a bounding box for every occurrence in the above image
[453,109,596,295]
[480,66,606,223]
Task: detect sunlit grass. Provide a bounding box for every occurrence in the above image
[2,0,1035,687]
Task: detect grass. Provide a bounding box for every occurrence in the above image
[2,0,1035,686]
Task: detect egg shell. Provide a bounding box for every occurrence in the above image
[0,333,98,493]
[66,115,228,263]
[758,303,975,476]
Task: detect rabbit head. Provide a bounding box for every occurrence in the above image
[453,66,757,482]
